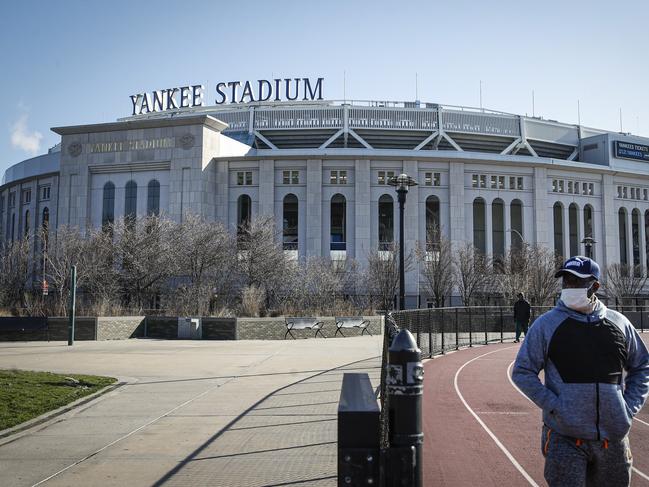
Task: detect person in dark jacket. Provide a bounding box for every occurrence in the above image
[513,292,531,343]
[512,256,649,487]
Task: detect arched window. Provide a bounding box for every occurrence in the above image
[473,198,486,253]
[510,199,523,251]
[619,208,627,265]
[378,194,394,250]
[283,194,298,250]
[330,194,346,251]
[569,203,579,257]
[147,180,160,216]
[125,180,137,223]
[492,199,505,270]
[102,182,115,226]
[425,195,440,250]
[237,194,252,236]
[24,210,30,237]
[583,205,594,258]
[553,202,564,258]
[10,213,15,241]
[632,209,640,268]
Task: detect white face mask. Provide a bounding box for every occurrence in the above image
[560,287,595,314]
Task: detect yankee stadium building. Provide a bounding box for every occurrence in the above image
[2,77,649,307]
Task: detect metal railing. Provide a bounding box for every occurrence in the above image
[389,305,647,358]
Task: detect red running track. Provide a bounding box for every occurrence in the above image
[423,335,649,486]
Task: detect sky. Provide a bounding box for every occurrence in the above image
[1,0,648,176]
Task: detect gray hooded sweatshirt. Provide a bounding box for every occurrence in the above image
[512,300,649,441]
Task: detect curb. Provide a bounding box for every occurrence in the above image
[0,378,129,444]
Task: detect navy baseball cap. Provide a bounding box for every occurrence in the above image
[554,256,601,281]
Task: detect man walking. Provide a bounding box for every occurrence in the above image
[513,292,531,343]
[512,256,649,486]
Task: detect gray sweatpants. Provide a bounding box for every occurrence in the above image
[541,424,632,487]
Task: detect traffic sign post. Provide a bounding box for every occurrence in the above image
[68,266,76,346]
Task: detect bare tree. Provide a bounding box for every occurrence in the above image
[499,243,531,304]
[45,226,108,315]
[605,263,647,306]
[236,216,289,313]
[526,244,561,306]
[0,238,32,310]
[454,243,491,306]
[416,227,454,308]
[366,243,413,312]
[170,214,237,316]
[113,215,180,312]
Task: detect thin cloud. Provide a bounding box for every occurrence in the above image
[10,114,42,155]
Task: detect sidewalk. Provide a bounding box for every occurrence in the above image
[0,338,382,487]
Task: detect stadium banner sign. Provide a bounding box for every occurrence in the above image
[129,77,324,116]
[614,141,649,162]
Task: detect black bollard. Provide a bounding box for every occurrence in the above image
[385,329,424,487]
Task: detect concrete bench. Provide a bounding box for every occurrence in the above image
[284,317,326,339]
[335,317,371,337]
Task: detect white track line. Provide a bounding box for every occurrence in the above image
[506,360,649,483]
[31,379,230,487]
[454,347,540,487]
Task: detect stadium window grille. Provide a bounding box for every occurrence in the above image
[24,210,30,237]
[568,181,573,194]
[378,194,394,250]
[237,172,244,185]
[509,177,516,190]
[283,171,290,184]
[339,171,347,184]
[490,175,497,189]
[330,171,338,184]
[552,180,558,193]
[9,193,15,208]
[424,172,432,186]
[245,172,252,185]
[479,175,487,188]
[41,186,50,200]
[147,180,160,216]
[498,176,505,189]
[125,181,137,223]
[517,177,523,190]
[291,171,299,184]
[574,182,579,194]
[433,173,441,186]
[23,190,31,204]
[102,182,115,226]
[282,194,298,250]
[378,171,385,185]
[472,174,479,188]
[558,180,564,193]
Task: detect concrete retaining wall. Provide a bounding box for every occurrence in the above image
[97,316,145,340]
[202,318,237,340]
[144,316,178,339]
[47,317,97,341]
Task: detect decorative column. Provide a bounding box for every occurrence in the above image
[563,205,570,259]
[626,209,633,268]
[485,201,493,257]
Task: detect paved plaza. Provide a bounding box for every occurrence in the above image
[0,338,383,486]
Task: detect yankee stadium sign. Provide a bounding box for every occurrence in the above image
[129,77,324,116]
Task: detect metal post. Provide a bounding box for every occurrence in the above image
[386,330,424,487]
[398,188,406,311]
[337,373,380,486]
[455,308,459,350]
[500,306,504,343]
[68,265,77,346]
[428,309,434,355]
[468,308,473,347]
[440,309,444,354]
[485,306,489,345]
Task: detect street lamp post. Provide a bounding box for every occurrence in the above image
[388,173,418,310]
[581,236,596,259]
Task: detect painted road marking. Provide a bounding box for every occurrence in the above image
[506,361,649,483]
[454,347,540,487]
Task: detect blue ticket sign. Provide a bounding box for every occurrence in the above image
[615,141,649,162]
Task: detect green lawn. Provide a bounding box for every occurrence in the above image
[0,370,116,431]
